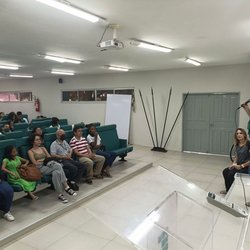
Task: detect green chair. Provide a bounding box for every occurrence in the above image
[60,125,72,131]
[43,127,57,134]
[96,124,133,160]
[16,136,30,159]
[59,119,68,125]
[4,131,23,139]
[64,130,73,143]
[0,134,5,140]
[30,119,52,129]
[43,133,57,152]
[13,122,29,132]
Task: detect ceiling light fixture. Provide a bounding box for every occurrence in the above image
[51,70,75,75]
[0,65,19,70]
[131,40,173,53]
[36,0,100,23]
[9,74,33,78]
[184,57,201,66]
[106,65,129,72]
[43,55,82,64]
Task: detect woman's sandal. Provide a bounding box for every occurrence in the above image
[102,170,112,178]
[65,187,77,196]
[58,194,68,203]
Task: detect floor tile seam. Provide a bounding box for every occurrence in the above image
[20,222,76,250]
[0,163,153,248]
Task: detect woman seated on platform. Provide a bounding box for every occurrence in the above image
[28,134,77,203]
[1,145,38,200]
[221,128,250,194]
[87,125,116,178]
[0,178,15,222]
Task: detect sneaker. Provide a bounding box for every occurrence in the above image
[65,187,77,196]
[3,212,15,222]
[58,194,68,203]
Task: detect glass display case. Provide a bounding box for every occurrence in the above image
[128,191,214,250]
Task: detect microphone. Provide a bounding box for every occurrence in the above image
[236,99,250,110]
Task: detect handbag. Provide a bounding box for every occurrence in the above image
[17,164,42,181]
[43,157,63,166]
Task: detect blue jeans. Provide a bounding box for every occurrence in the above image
[95,150,117,168]
[0,180,14,213]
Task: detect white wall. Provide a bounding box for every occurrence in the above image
[0,64,250,151]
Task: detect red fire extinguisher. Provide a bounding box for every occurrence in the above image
[35,98,40,112]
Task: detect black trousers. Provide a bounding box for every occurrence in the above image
[222,167,249,192]
[61,159,86,183]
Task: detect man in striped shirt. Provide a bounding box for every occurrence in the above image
[70,127,105,179]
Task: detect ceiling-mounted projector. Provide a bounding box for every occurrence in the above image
[97,24,124,51]
[99,39,124,51]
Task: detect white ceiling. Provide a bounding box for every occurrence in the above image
[1,0,250,79]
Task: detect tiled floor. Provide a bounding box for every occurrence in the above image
[1,145,231,250]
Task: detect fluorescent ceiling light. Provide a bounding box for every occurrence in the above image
[185,57,201,66]
[9,74,33,78]
[0,65,19,70]
[107,65,129,72]
[36,0,100,23]
[44,55,82,64]
[131,40,173,53]
[51,70,75,75]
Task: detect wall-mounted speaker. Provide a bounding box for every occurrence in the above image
[58,78,63,84]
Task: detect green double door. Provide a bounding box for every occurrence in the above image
[183,93,239,155]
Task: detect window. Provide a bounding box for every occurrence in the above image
[79,90,95,101]
[62,91,78,102]
[20,92,32,102]
[61,88,135,106]
[0,91,33,102]
[96,89,113,101]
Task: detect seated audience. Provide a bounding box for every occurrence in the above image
[1,122,13,134]
[0,111,5,121]
[1,145,38,200]
[221,128,250,194]
[50,117,60,129]
[16,111,28,123]
[87,125,116,177]
[50,129,89,187]
[7,112,18,123]
[70,127,105,179]
[0,179,15,221]
[32,127,44,141]
[28,134,77,203]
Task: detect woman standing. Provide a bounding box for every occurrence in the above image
[222,128,250,193]
[0,179,15,221]
[1,145,38,200]
[28,134,76,203]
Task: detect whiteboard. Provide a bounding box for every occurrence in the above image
[105,94,132,140]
